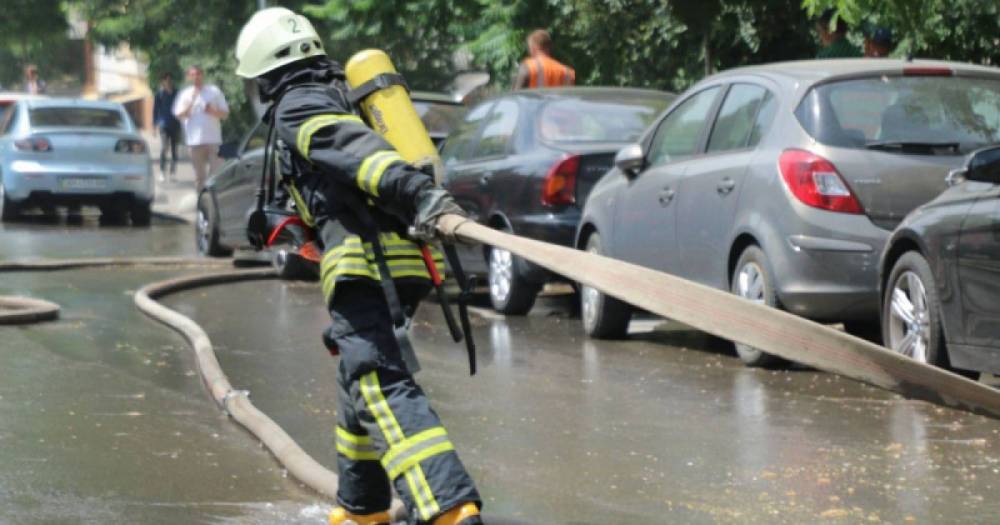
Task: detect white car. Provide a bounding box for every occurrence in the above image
[0,97,153,224]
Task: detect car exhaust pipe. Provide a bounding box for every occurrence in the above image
[436,214,1000,419]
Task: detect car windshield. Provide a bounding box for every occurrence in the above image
[29,107,126,129]
[413,100,466,136]
[538,95,671,144]
[796,75,1000,154]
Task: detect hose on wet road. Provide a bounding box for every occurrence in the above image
[436,214,1000,420]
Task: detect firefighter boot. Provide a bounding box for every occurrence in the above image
[433,502,482,525]
[328,507,391,525]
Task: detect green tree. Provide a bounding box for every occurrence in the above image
[803,0,999,64]
[0,0,71,88]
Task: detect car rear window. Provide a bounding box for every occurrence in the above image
[795,75,1000,154]
[29,107,126,129]
[538,96,671,143]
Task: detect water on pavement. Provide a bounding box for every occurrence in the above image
[1,218,998,524]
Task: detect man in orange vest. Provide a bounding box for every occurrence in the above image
[512,29,576,89]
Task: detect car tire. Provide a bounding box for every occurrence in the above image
[843,320,882,344]
[130,201,152,227]
[580,233,631,339]
[99,203,128,225]
[882,251,948,370]
[196,192,231,257]
[0,183,19,222]
[731,246,787,368]
[272,249,314,280]
[488,244,539,315]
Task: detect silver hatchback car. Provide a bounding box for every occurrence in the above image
[577,59,1000,366]
[0,98,153,224]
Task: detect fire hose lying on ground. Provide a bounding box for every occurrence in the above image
[435,214,1000,419]
[2,223,999,522]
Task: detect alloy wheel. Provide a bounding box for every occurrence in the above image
[887,271,931,364]
[489,247,514,303]
[736,262,766,304]
[196,208,211,254]
[581,244,602,329]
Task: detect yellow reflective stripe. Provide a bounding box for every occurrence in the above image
[296,114,365,158]
[358,373,442,519]
[335,426,372,445]
[356,151,402,196]
[381,427,454,480]
[410,467,440,520]
[359,372,404,444]
[380,427,446,470]
[336,442,380,461]
[285,183,315,227]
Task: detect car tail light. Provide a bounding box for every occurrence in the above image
[541,154,580,207]
[115,139,147,154]
[903,66,953,77]
[778,149,864,214]
[14,137,52,152]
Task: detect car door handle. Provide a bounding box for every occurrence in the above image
[479,173,493,187]
[658,188,675,206]
[717,177,736,195]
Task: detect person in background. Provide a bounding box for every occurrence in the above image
[153,72,181,181]
[172,65,229,192]
[22,65,47,95]
[863,25,894,58]
[512,29,575,89]
[815,9,862,59]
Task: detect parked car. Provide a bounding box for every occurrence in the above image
[0,98,153,224]
[577,59,1000,366]
[441,87,674,314]
[879,145,1000,378]
[196,92,467,276]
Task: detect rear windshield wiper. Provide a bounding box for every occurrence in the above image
[865,141,961,154]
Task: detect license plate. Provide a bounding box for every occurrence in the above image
[60,177,107,190]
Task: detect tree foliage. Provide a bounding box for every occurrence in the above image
[803,0,999,64]
[0,0,70,88]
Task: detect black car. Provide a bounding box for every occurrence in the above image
[196,92,467,269]
[440,87,674,314]
[880,145,1000,377]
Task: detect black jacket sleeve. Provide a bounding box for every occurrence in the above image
[273,84,434,224]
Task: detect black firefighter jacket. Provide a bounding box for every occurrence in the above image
[263,58,445,304]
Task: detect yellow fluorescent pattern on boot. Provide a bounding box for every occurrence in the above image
[432,502,480,525]
[328,507,391,525]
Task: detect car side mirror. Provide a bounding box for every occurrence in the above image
[965,145,1000,185]
[615,143,645,178]
[218,141,239,160]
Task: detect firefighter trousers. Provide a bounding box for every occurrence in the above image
[328,280,481,524]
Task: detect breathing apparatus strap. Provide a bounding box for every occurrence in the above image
[346,73,409,105]
[441,243,477,375]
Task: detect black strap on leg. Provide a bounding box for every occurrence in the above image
[442,243,476,376]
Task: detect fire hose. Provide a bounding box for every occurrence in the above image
[435,214,1000,419]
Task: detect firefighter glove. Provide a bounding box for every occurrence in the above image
[410,188,467,242]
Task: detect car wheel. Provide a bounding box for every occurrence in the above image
[882,252,945,368]
[580,233,631,338]
[272,249,313,280]
[196,192,231,257]
[0,183,20,222]
[130,201,152,227]
[99,203,127,225]
[731,246,787,368]
[488,245,539,315]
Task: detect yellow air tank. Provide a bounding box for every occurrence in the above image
[345,49,444,183]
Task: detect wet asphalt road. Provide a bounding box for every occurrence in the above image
[1,217,999,524]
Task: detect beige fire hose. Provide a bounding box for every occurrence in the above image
[0,257,410,521]
[436,214,1000,419]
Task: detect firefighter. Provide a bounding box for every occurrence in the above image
[235,8,482,525]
